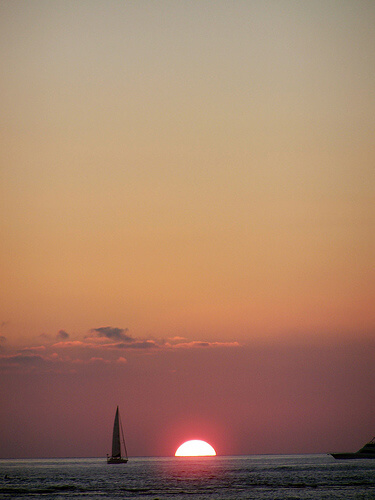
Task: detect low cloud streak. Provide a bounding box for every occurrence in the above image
[0,326,240,372]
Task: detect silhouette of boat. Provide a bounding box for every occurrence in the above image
[107,406,128,464]
[330,437,375,459]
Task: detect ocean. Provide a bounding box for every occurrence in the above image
[0,455,374,499]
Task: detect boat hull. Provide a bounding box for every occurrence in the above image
[331,453,375,459]
[330,437,375,459]
[107,457,128,464]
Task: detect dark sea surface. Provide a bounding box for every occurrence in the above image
[0,455,374,499]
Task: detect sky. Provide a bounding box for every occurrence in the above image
[0,0,374,458]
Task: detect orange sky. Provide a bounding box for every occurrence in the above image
[0,1,374,457]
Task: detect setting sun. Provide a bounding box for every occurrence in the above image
[175,440,216,457]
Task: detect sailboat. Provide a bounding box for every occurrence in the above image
[107,406,128,464]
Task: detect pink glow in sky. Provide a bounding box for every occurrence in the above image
[0,1,374,458]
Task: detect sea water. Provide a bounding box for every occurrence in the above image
[0,455,374,499]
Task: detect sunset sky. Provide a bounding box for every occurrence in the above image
[0,0,374,458]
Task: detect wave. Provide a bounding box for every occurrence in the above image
[0,484,78,495]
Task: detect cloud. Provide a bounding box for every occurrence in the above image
[169,340,240,349]
[0,325,241,374]
[0,353,47,368]
[169,336,187,343]
[112,340,159,350]
[53,340,88,349]
[0,336,6,344]
[91,326,133,342]
[19,346,46,353]
[84,332,239,351]
[87,326,239,351]
[57,330,69,340]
